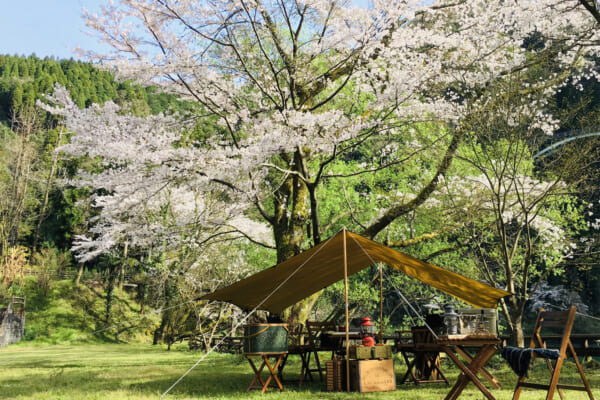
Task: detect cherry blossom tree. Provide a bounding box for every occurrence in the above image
[444,164,587,346]
[431,73,593,345]
[47,0,600,321]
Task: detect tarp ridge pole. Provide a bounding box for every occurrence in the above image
[349,234,439,340]
[343,227,350,393]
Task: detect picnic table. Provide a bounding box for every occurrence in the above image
[209,335,244,353]
[398,333,502,400]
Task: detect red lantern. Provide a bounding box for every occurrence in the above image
[360,317,376,347]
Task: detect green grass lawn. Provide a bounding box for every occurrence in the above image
[0,343,598,399]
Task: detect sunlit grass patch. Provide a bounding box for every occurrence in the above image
[0,343,598,399]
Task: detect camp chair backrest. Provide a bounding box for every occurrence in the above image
[412,326,435,345]
[513,306,595,400]
[304,320,338,382]
[288,323,305,347]
[306,320,337,350]
[530,308,575,353]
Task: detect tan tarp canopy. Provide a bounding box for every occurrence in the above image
[201,230,510,313]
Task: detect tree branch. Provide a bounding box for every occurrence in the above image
[361,127,465,239]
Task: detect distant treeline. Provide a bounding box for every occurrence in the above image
[0,54,182,127]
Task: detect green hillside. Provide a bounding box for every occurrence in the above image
[9,276,158,346]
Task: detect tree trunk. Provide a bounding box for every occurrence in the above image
[118,242,128,290]
[505,294,526,347]
[154,313,168,345]
[510,315,525,348]
[105,264,117,324]
[74,263,84,287]
[137,282,147,315]
[33,127,63,252]
[281,291,321,325]
[272,151,316,323]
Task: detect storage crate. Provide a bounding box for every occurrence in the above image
[326,360,346,391]
[350,359,396,392]
[349,345,372,359]
[242,323,288,353]
[372,344,392,359]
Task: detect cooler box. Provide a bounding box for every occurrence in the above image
[243,323,288,353]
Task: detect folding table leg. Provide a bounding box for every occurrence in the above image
[304,351,324,381]
[455,346,501,389]
[262,354,285,393]
[443,344,497,400]
[400,353,419,384]
[245,354,286,393]
[246,357,268,392]
[298,352,310,386]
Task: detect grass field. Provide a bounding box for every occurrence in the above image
[0,343,598,399]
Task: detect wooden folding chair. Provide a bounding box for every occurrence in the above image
[305,320,340,381]
[512,306,594,400]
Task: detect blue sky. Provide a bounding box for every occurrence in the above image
[0,0,107,59]
[1,0,373,60]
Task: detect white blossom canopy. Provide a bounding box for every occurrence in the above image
[44,0,600,260]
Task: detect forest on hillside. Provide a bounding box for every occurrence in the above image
[3,0,600,350]
[0,54,199,346]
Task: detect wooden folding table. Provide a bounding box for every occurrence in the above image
[244,352,287,393]
[435,335,501,400]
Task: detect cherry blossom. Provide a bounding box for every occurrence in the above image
[51,0,600,262]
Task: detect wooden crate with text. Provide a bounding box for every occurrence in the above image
[350,359,396,393]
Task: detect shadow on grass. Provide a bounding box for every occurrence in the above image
[1,359,329,399]
[1,345,599,399]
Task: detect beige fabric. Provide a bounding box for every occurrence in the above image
[201,230,511,313]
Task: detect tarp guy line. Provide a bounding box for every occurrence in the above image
[161,231,341,398]
[160,306,258,398]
